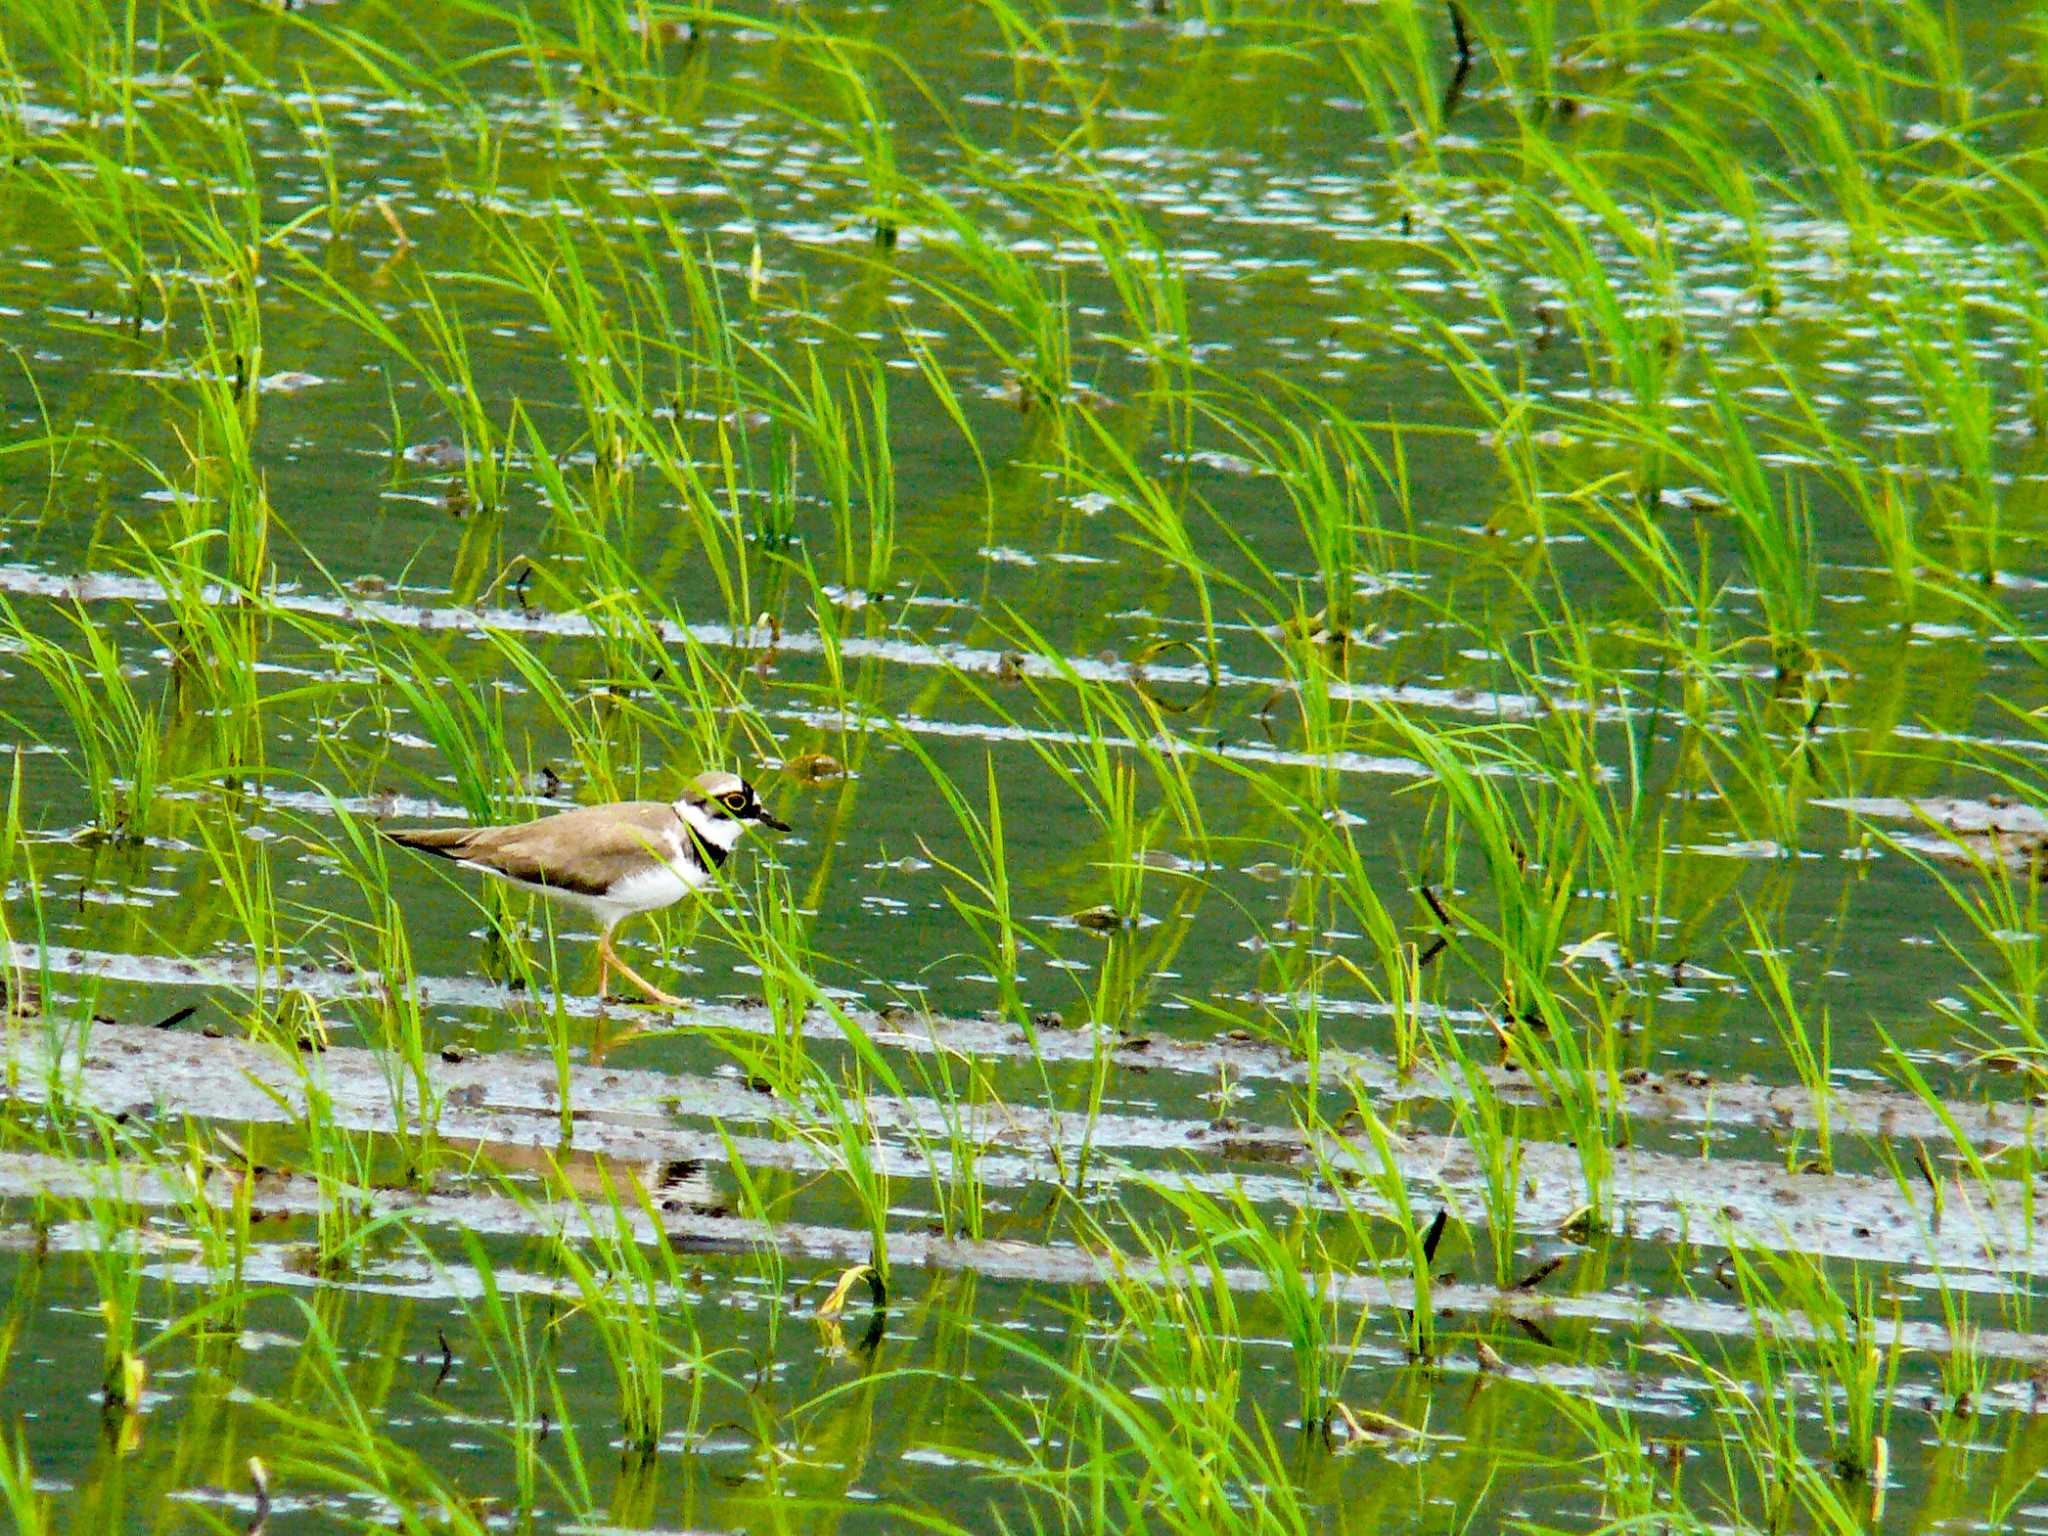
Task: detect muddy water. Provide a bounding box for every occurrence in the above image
[5,1,2048,1532]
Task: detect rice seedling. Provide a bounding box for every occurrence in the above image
[82,1220,147,1416]
[247,1299,511,1535]
[543,1165,706,1464]
[1737,903,1836,1174]
[1531,1384,1695,1533]
[898,739,1035,1028]
[895,1033,997,1243]
[1742,1246,1901,1485]
[1426,1026,1524,1289]
[186,805,289,1019]
[308,800,445,1168]
[898,193,1080,431]
[1149,1181,1353,1434]
[0,596,166,845]
[1920,1259,1988,1423]
[296,1092,386,1280]
[0,1422,52,1536]
[1336,1106,1444,1366]
[1369,706,1623,1225]
[976,1236,1321,1536]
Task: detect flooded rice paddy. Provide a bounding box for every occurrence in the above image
[5,0,2048,1530]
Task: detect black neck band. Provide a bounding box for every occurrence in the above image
[686,823,731,871]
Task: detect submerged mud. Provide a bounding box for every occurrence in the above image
[15,942,2040,1154]
[9,1012,2045,1287]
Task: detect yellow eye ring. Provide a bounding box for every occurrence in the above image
[722,791,748,810]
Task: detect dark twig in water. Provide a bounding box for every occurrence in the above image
[247,1458,270,1535]
[858,1299,887,1354]
[1417,885,1454,970]
[1915,1141,1944,1235]
[1796,688,1829,774]
[1419,884,1453,927]
[1441,2,1475,121]
[152,1003,197,1030]
[1421,1206,1449,1265]
[864,1261,888,1316]
[1447,1,1472,65]
[1514,1254,1567,1292]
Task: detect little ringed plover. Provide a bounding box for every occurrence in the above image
[384,769,788,1007]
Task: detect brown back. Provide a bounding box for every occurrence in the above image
[384,801,682,897]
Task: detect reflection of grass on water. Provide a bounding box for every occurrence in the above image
[2,0,2048,1530]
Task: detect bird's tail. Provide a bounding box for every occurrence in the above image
[382,827,479,860]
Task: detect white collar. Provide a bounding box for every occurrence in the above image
[676,797,746,851]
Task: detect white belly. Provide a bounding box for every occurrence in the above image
[460,852,708,928]
[603,855,710,915]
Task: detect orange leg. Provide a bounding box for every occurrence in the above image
[598,925,684,1009]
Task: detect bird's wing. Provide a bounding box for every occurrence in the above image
[387,802,681,897]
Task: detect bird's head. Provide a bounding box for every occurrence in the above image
[682,770,791,834]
